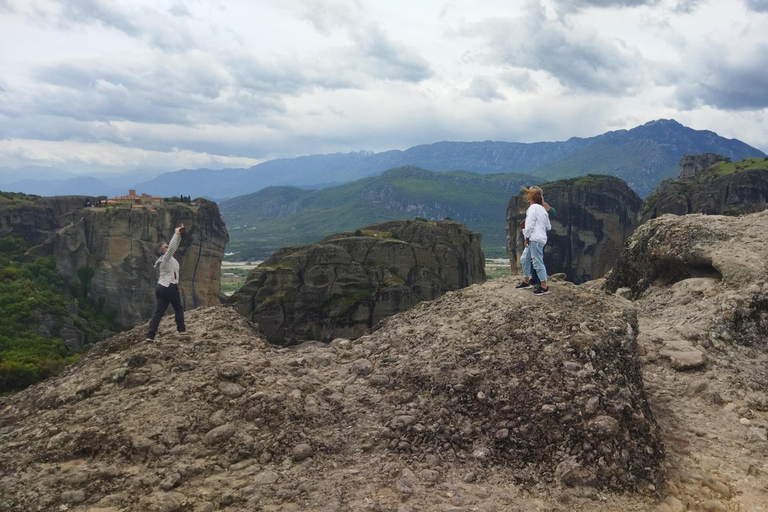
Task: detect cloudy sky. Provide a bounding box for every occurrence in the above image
[1,0,767,176]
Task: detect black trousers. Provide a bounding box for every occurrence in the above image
[146,283,185,339]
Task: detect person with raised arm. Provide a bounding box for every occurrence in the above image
[146,223,188,341]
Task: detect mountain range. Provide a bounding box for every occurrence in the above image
[219,167,533,260]
[1,119,764,200]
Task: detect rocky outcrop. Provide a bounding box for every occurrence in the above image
[52,199,229,327]
[506,175,642,284]
[678,153,729,179]
[0,273,665,511]
[0,195,100,246]
[640,157,768,223]
[228,219,485,344]
[606,210,768,348]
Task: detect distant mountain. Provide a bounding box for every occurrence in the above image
[1,176,122,197]
[219,166,535,260]
[134,119,765,200]
[532,119,765,196]
[0,166,77,185]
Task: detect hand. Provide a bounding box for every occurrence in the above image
[175,223,184,235]
[524,239,529,248]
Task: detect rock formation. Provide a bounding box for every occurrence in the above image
[678,153,729,179]
[52,199,229,327]
[506,175,642,284]
[228,219,485,344]
[0,274,665,511]
[2,195,228,331]
[640,156,768,223]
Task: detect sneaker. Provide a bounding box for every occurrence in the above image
[533,286,550,296]
[145,337,154,343]
[177,331,191,337]
[515,281,533,290]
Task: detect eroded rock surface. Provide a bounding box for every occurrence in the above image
[0,277,665,511]
[506,175,641,283]
[227,219,485,344]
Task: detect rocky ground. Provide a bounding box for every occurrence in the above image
[2,212,768,512]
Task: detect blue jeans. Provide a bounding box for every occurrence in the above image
[521,241,547,282]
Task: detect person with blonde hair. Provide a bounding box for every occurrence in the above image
[516,188,551,295]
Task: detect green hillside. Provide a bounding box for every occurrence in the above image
[531,139,673,198]
[220,167,537,260]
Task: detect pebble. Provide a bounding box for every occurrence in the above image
[160,473,181,490]
[701,500,727,512]
[292,443,313,462]
[217,381,245,398]
[202,423,236,445]
[253,471,280,486]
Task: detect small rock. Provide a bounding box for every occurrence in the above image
[351,358,373,376]
[396,478,413,496]
[588,415,619,438]
[202,423,237,446]
[420,469,439,482]
[701,478,731,498]
[160,473,181,490]
[292,443,313,462]
[472,448,490,460]
[495,428,509,440]
[701,500,727,512]
[253,471,280,486]
[425,454,438,468]
[218,381,245,398]
[218,365,244,380]
[194,503,215,512]
[147,492,186,512]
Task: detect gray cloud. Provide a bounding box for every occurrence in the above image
[289,0,364,35]
[464,76,506,102]
[551,0,661,11]
[500,69,540,92]
[458,2,644,95]
[347,24,434,83]
[745,0,768,12]
[53,0,198,51]
[168,2,191,17]
[672,47,768,110]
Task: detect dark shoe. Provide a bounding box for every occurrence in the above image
[533,286,550,296]
[177,331,191,337]
[515,281,533,290]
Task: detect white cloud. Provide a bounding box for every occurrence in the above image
[0,0,767,176]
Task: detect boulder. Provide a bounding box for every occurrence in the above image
[227,219,485,344]
[605,210,768,347]
[506,175,641,284]
[640,156,768,223]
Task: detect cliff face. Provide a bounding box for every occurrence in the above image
[52,199,229,327]
[227,219,485,344]
[506,175,642,284]
[640,157,768,223]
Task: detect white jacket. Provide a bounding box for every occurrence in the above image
[522,203,551,245]
[155,232,181,286]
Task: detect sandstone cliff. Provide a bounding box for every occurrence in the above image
[640,156,768,223]
[52,199,229,327]
[506,175,641,284]
[228,219,485,344]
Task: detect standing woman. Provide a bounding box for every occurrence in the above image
[146,223,187,341]
[515,189,551,295]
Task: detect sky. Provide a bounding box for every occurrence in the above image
[1,0,767,176]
